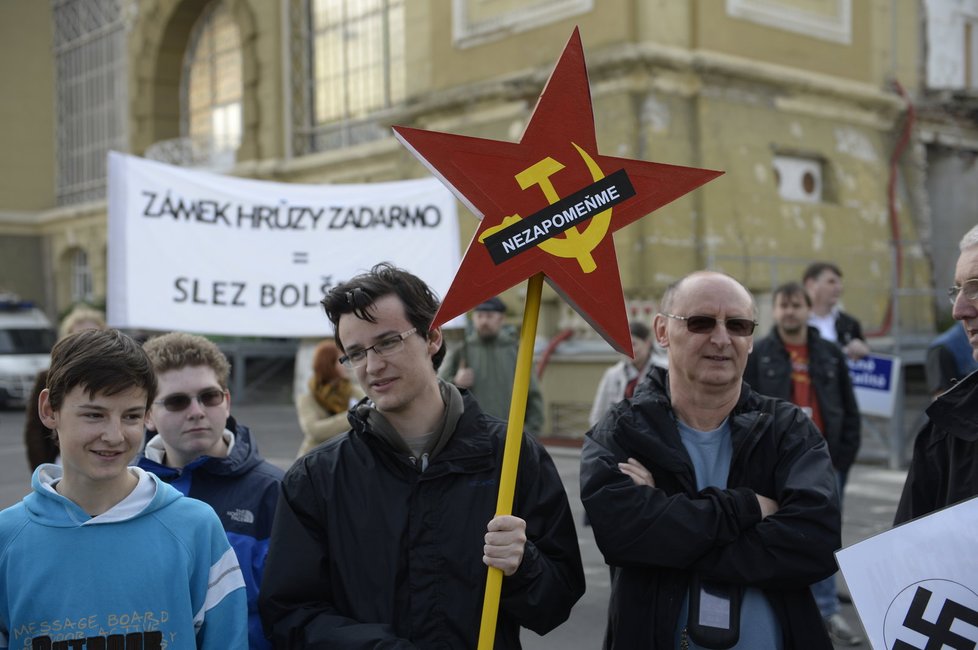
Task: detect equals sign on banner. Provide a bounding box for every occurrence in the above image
[293,251,309,265]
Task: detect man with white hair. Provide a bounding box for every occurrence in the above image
[895,224,978,523]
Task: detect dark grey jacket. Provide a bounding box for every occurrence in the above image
[895,368,978,524]
[581,368,840,649]
[744,326,862,473]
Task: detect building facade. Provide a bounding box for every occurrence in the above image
[2,0,975,433]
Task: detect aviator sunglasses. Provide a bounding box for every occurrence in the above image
[154,388,226,412]
[660,313,758,337]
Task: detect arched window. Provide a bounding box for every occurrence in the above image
[182,2,243,165]
[71,248,93,303]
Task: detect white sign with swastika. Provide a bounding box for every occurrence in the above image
[837,496,978,649]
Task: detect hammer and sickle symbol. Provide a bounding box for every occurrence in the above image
[478,143,611,273]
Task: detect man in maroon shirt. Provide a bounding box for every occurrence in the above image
[744,281,862,646]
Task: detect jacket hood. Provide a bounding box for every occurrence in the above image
[137,415,265,478]
[24,465,182,527]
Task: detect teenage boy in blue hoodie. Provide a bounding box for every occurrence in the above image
[0,328,247,649]
[137,332,283,650]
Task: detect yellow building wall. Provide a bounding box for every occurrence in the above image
[0,0,935,434]
[0,0,55,212]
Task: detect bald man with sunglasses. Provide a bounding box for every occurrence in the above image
[581,271,841,649]
[136,332,284,650]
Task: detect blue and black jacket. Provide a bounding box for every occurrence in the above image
[136,416,283,650]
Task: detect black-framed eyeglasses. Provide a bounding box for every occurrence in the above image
[340,328,417,368]
[154,388,226,413]
[947,279,978,305]
[660,313,758,337]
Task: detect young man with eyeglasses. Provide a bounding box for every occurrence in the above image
[581,271,840,649]
[744,281,862,646]
[896,224,978,524]
[136,332,283,650]
[259,263,584,648]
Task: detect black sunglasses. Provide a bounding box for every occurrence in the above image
[154,388,226,412]
[660,313,758,337]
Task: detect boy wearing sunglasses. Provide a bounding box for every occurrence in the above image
[581,271,841,649]
[137,332,283,650]
[259,263,584,648]
[0,329,247,649]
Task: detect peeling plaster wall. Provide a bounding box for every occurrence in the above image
[2,0,935,336]
[927,149,978,316]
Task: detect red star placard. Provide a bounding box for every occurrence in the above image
[394,28,722,356]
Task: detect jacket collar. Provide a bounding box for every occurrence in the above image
[622,368,758,470]
[137,415,261,477]
[927,369,978,441]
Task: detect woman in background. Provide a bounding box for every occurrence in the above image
[295,339,363,457]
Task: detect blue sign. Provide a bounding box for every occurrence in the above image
[847,355,893,392]
[846,353,901,417]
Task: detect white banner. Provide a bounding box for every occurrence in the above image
[107,152,463,337]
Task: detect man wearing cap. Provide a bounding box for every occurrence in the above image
[439,296,545,435]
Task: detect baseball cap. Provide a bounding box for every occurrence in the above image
[473,296,506,313]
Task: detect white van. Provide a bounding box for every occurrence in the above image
[0,296,56,409]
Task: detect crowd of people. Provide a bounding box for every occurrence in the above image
[0,223,975,649]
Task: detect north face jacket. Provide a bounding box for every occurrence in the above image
[136,416,283,650]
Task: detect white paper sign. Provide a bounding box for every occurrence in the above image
[836,496,978,649]
[107,152,463,336]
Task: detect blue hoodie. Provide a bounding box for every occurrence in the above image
[136,417,282,650]
[0,465,247,649]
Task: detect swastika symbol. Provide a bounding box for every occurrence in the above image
[888,584,978,649]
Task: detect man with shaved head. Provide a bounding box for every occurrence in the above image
[581,271,841,649]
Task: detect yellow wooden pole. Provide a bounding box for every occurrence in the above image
[477,272,545,650]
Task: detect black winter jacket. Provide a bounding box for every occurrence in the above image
[744,326,862,473]
[580,368,840,649]
[895,368,978,524]
[259,392,585,649]
[834,311,865,348]
[136,417,283,650]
